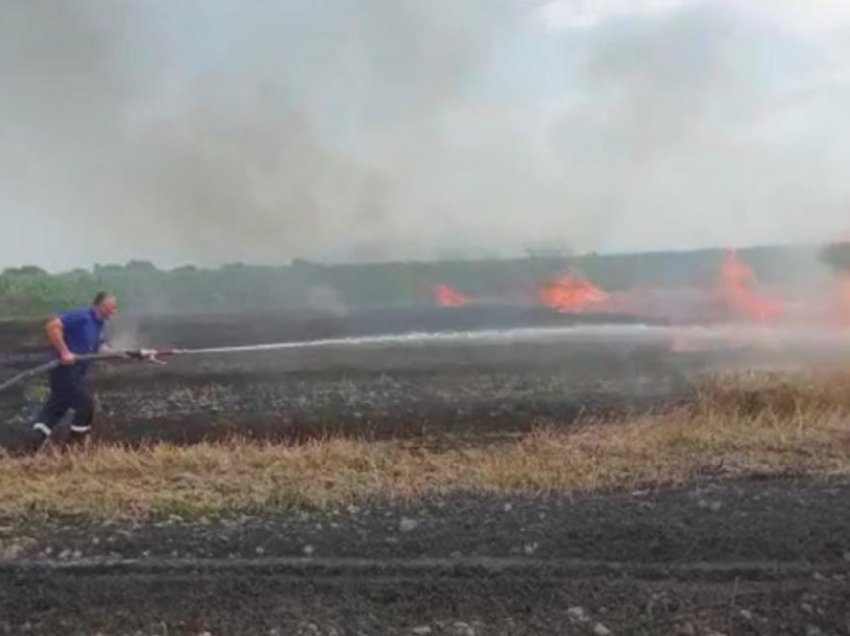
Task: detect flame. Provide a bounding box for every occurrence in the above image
[717,249,783,324]
[819,241,850,326]
[830,274,850,325]
[539,271,608,312]
[430,283,470,307]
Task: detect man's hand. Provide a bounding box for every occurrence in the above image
[59,350,76,365]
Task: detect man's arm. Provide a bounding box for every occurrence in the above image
[45,316,75,364]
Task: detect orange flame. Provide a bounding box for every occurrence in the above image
[539,271,608,312]
[717,249,783,324]
[430,283,470,307]
[830,274,850,325]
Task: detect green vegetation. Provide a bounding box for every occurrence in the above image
[0,244,823,319]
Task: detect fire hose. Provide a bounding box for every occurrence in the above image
[0,334,416,395]
[0,348,170,394]
[0,325,670,396]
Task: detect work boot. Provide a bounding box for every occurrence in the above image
[25,423,51,455]
[66,425,91,452]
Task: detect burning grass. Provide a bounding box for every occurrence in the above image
[1,369,850,522]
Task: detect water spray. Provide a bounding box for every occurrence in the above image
[0,325,671,394]
[3,322,849,395]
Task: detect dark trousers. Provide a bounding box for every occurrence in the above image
[33,365,94,437]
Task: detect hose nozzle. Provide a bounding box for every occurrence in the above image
[126,348,168,365]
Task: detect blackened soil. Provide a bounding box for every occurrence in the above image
[5,479,850,564]
[3,312,848,634]
[2,480,850,634]
[2,568,849,635]
[1,335,694,451]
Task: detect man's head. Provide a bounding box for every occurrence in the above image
[92,291,118,320]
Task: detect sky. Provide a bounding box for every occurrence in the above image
[1,0,850,272]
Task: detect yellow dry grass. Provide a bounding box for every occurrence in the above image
[1,369,849,522]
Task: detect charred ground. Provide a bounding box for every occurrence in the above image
[2,309,850,635]
[0,307,686,448]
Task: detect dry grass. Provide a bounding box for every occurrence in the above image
[2,369,850,522]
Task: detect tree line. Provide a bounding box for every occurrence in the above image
[0,244,829,319]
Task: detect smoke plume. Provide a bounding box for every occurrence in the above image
[2,0,849,270]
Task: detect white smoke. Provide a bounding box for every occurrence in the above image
[2,0,849,270]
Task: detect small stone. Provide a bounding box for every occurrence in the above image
[412,627,431,635]
[801,603,813,614]
[255,546,265,555]
[72,550,82,560]
[843,551,850,562]
[2,544,23,559]
[675,623,696,636]
[453,621,475,636]
[523,542,539,555]
[567,606,588,622]
[593,623,611,636]
[503,503,513,512]
[697,499,722,512]
[739,609,753,621]
[806,626,823,636]
[58,549,72,560]
[813,571,828,582]
[302,545,315,556]
[399,518,418,533]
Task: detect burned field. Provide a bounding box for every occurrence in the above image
[2,308,850,635]
[0,306,686,448]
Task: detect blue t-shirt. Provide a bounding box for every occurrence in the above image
[59,307,105,358]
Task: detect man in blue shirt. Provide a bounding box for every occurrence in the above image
[30,291,118,452]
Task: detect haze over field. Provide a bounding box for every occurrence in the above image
[2,0,850,271]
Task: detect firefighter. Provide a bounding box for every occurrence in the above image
[28,291,118,453]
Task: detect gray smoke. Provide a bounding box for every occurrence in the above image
[1,0,849,270]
